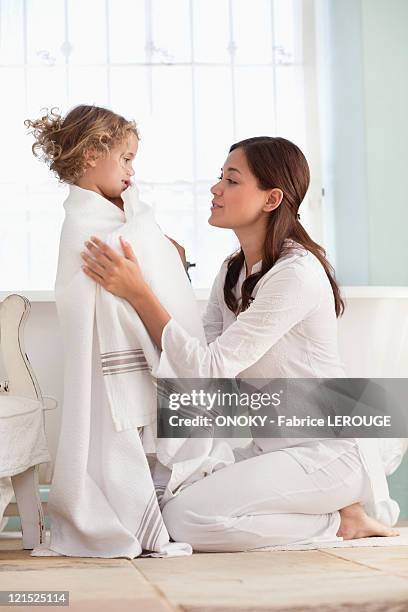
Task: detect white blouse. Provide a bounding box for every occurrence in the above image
[156,240,402,524]
[160,240,344,380]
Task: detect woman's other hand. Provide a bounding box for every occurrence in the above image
[81,235,147,301]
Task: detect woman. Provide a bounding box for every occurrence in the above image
[81,136,400,551]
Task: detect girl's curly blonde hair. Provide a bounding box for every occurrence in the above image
[24,105,139,184]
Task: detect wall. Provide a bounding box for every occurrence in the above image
[361,0,408,284]
[317,0,408,285]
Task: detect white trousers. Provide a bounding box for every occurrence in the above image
[162,443,370,552]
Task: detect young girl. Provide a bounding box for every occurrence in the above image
[81,136,405,552]
[24,105,216,559]
[25,105,138,210]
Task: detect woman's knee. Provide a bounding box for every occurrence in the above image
[162,497,195,543]
[162,498,226,551]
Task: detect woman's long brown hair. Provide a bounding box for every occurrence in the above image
[224,136,344,318]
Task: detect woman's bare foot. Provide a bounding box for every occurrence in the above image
[337,502,400,539]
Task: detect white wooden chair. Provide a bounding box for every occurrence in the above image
[0,294,56,549]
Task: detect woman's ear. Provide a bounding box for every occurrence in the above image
[264,188,283,212]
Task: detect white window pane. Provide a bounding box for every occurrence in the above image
[26,0,65,66]
[234,67,275,140]
[24,153,56,185]
[0,0,24,64]
[109,66,151,125]
[0,184,65,291]
[0,69,26,182]
[26,66,67,116]
[193,0,230,64]
[139,183,195,268]
[233,0,272,65]
[0,211,30,290]
[1,128,29,184]
[150,187,194,240]
[68,0,107,65]
[140,184,194,216]
[68,67,108,107]
[26,186,65,289]
[275,66,306,147]
[0,68,25,114]
[108,0,146,63]
[273,0,302,64]
[151,0,191,64]
[137,67,193,183]
[194,66,234,180]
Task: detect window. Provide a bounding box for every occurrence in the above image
[0,0,319,291]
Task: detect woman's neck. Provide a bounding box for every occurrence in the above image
[234,226,265,278]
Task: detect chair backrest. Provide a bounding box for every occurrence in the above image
[0,294,43,402]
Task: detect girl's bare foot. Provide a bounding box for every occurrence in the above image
[337,502,400,539]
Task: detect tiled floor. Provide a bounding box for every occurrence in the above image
[0,530,407,611]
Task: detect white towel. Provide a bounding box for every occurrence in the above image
[31,184,234,559]
[248,527,408,551]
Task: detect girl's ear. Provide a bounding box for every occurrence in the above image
[84,148,98,168]
[264,188,283,212]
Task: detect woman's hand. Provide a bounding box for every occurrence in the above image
[81,235,147,301]
[165,235,187,270]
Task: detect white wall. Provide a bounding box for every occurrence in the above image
[361,0,408,284]
[315,0,408,286]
